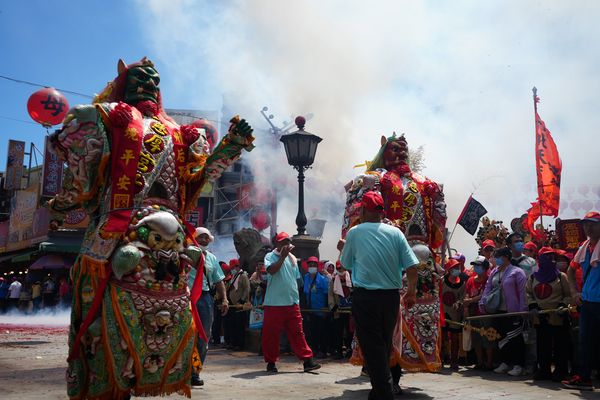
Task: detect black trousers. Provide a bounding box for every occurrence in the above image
[225,309,248,348]
[578,301,600,380]
[352,288,399,400]
[212,304,223,345]
[536,322,570,375]
[306,314,328,354]
[494,316,525,366]
[331,313,350,354]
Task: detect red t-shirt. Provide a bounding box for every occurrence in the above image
[465,275,487,316]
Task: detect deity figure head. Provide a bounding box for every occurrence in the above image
[368,133,409,173]
[94,57,166,117]
[123,61,160,106]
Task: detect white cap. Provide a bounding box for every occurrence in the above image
[470,255,488,266]
[195,227,214,242]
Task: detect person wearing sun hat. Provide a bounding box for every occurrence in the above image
[480,239,497,266]
[303,255,330,357]
[463,256,492,370]
[339,191,418,400]
[441,258,467,370]
[480,246,527,377]
[188,227,229,387]
[563,211,600,391]
[523,241,539,259]
[526,247,571,382]
[262,232,321,374]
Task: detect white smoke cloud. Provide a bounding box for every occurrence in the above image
[136,0,600,262]
[0,308,70,326]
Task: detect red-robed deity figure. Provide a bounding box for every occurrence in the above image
[344,133,446,373]
[48,58,254,400]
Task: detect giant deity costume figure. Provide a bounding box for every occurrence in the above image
[48,58,254,399]
[344,133,446,373]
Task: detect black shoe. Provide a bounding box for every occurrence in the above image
[551,371,568,382]
[393,383,403,396]
[533,371,552,381]
[191,376,204,387]
[303,358,321,372]
[266,362,278,373]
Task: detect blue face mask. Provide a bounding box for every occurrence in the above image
[450,269,461,277]
[494,257,504,267]
[474,266,484,275]
[513,241,524,252]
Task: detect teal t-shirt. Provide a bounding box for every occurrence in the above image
[187,250,225,291]
[340,222,418,290]
[263,250,301,306]
[582,246,600,303]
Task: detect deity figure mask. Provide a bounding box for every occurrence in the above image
[124,64,161,105]
[367,133,411,174]
[382,136,409,171]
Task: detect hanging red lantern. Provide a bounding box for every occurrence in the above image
[27,87,69,127]
[251,210,271,231]
[191,118,218,152]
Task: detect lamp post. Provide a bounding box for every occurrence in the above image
[280,116,322,236]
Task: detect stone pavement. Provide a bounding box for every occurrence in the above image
[1,324,598,400]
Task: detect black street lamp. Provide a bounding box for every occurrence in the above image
[280,116,322,236]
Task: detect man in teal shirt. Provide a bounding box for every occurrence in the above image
[262,232,321,373]
[340,191,418,400]
[188,227,229,387]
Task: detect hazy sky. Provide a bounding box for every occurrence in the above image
[2,1,599,261]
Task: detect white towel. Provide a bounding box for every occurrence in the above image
[333,271,352,297]
[573,239,600,268]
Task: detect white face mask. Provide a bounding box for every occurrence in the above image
[308,267,318,275]
[199,244,208,252]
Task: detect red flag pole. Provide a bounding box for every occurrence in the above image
[533,86,544,229]
[448,193,473,245]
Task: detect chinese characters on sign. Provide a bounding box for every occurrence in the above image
[4,140,26,190]
[42,136,64,197]
[556,219,586,252]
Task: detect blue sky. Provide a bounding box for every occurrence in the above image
[2,1,600,261]
[0,1,222,169]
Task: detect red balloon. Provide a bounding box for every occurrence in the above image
[27,87,69,126]
[251,211,271,231]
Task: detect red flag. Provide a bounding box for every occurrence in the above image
[526,108,562,237]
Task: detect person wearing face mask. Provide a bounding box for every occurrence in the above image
[507,233,537,278]
[480,240,496,262]
[441,259,467,370]
[563,211,600,391]
[262,232,320,374]
[463,256,492,370]
[555,251,572,273]
[479,246,527,376]
[303,256,330,358]
[526,247,572,382]
[328,261,353,359]
[188,227,229,387]
[506,232,537,375]
[225,258,250,351]
[523,241,539,260]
